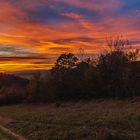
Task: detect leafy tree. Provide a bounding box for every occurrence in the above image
[27,73,42,102]
[50,53,93,100]
[51,53,78,75]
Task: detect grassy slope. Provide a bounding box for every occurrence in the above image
[0,100,140,140]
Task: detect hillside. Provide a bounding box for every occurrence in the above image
[7,70,51,79]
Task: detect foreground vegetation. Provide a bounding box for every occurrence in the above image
[0,100,140,140]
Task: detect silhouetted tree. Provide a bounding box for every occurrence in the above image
[51,53,78,76]
[128,61,140,97]
[27,73,43,102]
[48,37,139,101]
[97,37,139,98]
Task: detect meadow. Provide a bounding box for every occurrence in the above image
[0,100,140,140]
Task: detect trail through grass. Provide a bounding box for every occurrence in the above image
[0,129,16,140]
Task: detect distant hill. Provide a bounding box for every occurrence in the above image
[7,70,51,79]
[0,73,29,88]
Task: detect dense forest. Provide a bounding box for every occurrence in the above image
[0,38,140,104]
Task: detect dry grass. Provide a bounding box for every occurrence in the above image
[0,100,140,140]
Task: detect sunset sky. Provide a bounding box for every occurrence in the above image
[0,0,140,72]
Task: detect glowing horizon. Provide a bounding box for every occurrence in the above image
[0,0,140,72]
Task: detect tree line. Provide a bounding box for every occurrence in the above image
[0,37,140,104]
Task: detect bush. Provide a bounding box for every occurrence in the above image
[0,86,24,105]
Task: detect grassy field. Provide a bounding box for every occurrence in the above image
[0,100,140,140]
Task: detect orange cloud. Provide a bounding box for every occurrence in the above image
[0,0,139,72]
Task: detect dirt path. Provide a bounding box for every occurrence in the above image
[0,125,27,140]
[0,137,4,140]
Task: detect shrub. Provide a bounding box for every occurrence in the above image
[0,86,24,105]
